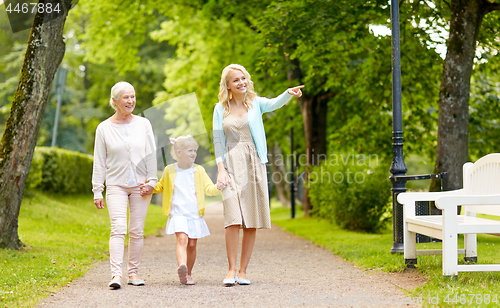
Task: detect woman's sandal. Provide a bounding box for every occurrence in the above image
[223,273,237,286]
[237,277,251,285]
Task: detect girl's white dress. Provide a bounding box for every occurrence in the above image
[165,163,210,238]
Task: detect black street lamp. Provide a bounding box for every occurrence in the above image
[388,0,449,254]
[389,0,407,254]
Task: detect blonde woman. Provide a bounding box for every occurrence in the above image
[92,81,157,289]
[212,64,303,286]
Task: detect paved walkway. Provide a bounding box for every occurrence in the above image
[38,202,423,307]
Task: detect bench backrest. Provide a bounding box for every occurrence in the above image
[464,153,500,216]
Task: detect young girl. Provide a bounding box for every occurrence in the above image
[145,135,222,285]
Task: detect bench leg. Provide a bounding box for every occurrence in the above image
[442,212,458,277]
[464,234,477,263]
[405,258,417,268]
[404,223,417,267]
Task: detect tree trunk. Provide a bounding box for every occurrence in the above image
[0,1,70,249]
[285,56,329,216]
[430,0,489,195]
[298,94,328,216]
[269,143,290,207]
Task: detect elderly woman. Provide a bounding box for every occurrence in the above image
[213,64,303,286]
[92,81,157,289]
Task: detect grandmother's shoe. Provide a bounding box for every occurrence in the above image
[108,277,122,289]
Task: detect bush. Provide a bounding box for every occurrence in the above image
[25,147,93,194]
[25,150,43,190]
[308,153,391,233]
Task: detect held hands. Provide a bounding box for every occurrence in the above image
[287,85,305,98]
[217,169,230,190]
[217,181,228,191]
[139,183,154,196]
[94,198,104,209]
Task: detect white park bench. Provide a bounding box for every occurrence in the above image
[397,153,500,277]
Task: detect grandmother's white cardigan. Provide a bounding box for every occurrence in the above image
[92,116,157,199]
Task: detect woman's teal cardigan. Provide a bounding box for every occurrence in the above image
[212,91,293,165]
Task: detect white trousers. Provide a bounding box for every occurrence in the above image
[106,185,151,278]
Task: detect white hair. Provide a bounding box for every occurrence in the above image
[109,81,134,110]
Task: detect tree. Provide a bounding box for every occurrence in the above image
[0,10,31,138]
[469,56,500,160]
[0,1,74,249]
[431,0,500,192]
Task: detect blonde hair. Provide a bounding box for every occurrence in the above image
[109,81,134,110]
[170,135,198,161]
[218,64,257,117]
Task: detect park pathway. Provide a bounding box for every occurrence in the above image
[38,202,423,308]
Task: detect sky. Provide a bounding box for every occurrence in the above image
[369,24,448,59]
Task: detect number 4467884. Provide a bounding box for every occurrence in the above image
[6,2,61,14]
[444,293,498,305]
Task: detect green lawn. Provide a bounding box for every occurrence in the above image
[271,205,500,308]
[0,191,166,308]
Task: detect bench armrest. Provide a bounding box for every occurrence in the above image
[398,189,464,220]
[397,189,464,205]
[436,194,500,210]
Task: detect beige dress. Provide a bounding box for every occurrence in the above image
[222,113,271,229]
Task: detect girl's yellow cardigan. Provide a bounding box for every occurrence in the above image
[153,164,220,217]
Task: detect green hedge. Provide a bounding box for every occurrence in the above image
[308,153,391,233]
[25,147,93,194]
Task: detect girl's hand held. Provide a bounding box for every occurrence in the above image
[140,183,153,196]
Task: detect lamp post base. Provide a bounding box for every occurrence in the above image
[390,242,404,254]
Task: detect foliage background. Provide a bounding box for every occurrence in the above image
[309,155,392,233]
[0,0,499,227]
[1,0,498,165]
[25,147,93,194]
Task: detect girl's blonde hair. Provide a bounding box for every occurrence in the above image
[170,135,198,161]
[218,64,257,117]
[109,81,134,110]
